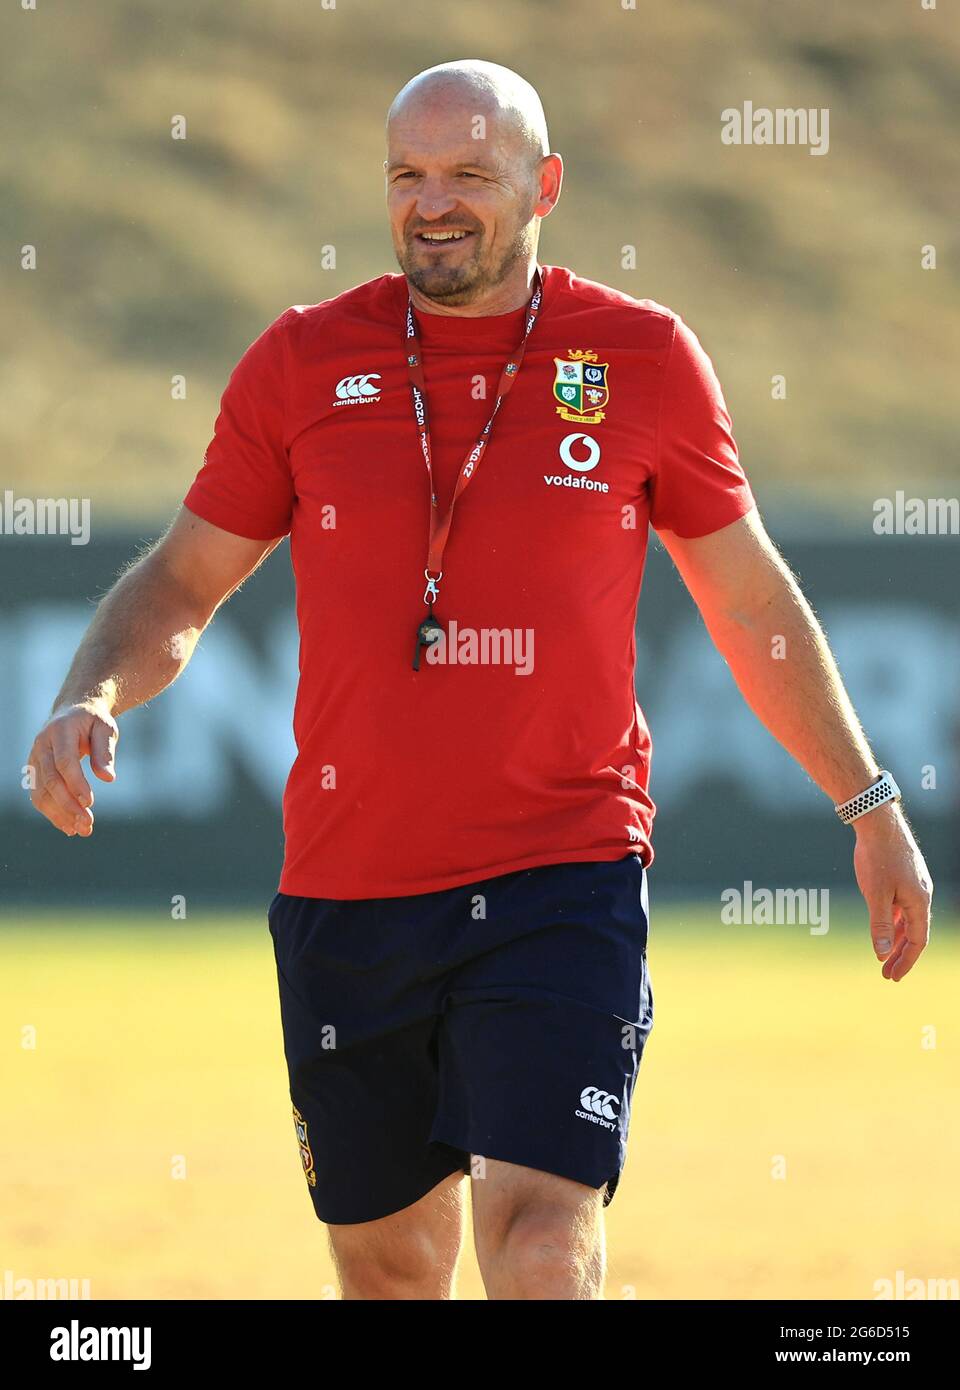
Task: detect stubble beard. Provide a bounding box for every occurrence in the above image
[399,219,536,307]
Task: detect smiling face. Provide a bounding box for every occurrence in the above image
[385,70,561,313]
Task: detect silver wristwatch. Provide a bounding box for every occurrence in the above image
[834,770,901,825]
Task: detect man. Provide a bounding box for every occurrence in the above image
[27,60,932,1301]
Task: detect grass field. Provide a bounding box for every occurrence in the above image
[1,904,957,1301]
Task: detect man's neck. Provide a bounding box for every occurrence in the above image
[407,260,538,318]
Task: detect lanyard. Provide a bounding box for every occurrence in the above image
[404,268,544,670]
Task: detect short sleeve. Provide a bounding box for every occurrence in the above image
[648,315,755,538]
[183,310,295,540]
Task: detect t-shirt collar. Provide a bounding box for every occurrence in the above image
[394,264,552,347]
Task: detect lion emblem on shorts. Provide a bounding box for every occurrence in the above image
[293,1105,317,1188]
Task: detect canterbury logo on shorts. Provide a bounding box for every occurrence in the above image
[577,1086,620,1122]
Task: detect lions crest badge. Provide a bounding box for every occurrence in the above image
[293,1105,317,1188]
[553,350,610,424]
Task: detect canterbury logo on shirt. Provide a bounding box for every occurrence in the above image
[333,373,381,405]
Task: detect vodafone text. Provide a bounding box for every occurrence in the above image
[543,473,609,494]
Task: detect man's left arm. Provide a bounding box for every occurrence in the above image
[657,506,933,981]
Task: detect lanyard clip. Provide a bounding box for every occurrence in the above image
[423,569,442,605]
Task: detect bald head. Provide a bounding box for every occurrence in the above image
[384,59,561,311]
[387,60,549,174]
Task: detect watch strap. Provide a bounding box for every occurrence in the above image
[834,770,901,825]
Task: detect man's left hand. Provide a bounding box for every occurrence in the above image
[853,805,933,981]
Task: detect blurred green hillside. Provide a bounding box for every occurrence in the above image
[2,0,958,522]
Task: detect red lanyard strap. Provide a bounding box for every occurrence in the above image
[404,267,544,605]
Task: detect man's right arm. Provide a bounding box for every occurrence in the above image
[26,505,283,838]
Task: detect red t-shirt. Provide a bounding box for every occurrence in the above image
[183,264,754,898]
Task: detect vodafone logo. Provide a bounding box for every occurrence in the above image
[333,373,381,406]
[544,432,609,494]
[559,432,600,472]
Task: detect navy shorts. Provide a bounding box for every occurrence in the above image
[267,854,654,1225]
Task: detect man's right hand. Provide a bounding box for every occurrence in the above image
[26,701,119,837]
[22,509,281,839]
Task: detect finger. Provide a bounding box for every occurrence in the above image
[880,909,908,979]
[881,932,908,980]
[900,892,931,949]
[865,894,896,959]
[885,938,925,981]
[34,788,80,836]
[885,901,929,982]
[89,718,118,781]
[50,728,95,807]
[46,793,93,836]
[36,745,87,822]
